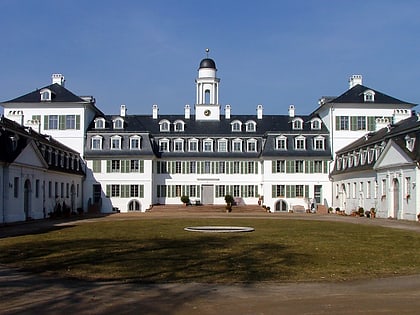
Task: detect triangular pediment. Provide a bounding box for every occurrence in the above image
[374,140,413,170]
[13,141,48,169]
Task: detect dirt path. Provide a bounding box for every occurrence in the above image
[1,212,420,314]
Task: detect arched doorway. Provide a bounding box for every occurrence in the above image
[393,178,400,218]
[24,179,31,220]
[275,199,288,212]
[128,200,141,211]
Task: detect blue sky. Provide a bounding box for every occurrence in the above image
[1,0,419,115]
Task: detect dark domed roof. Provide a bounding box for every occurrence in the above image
[199,58,216,69]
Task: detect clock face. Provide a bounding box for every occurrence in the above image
[204,109,211,116]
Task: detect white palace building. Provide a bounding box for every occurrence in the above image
[1,54,419,222]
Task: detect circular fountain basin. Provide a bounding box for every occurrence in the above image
[184,226,254,233]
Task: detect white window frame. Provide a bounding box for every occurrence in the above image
[247,139,257,152]
[159,120,170,132]
[94,118,105,129]
[188,138,199,152]
[130,135,141,150]
[159,139,170,152]
[113,118,124,129]
[245,120,256,132]
[295,136,306,150]
[40,88,52,101]
[313,136,325,150]
[292,118,303,130]
[363,90,375,102]
[275,136,287,150]
[232,138,242,152]
[231,120,242,132]
[110,135,122,150]
[217,139,228,152]
[203,138,213,152]
[91,136,103,150]
[173,120,185,132]
[173,138,184,152]
[311,118,321,130]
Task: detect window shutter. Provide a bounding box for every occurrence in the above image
[106,185,110,197]
[286,185,291,198]
[140,185,144,198]
[350,116,357,131]
[44,115,49,130]
[367,117,375,131]
[139,160,144,173]
[106,160,111,173]
[305,185,309,198]
[76,115,81,130]
[323,161,328,173]
[335,116,340,130]
[272,185,276,198]
[59,115,65,130]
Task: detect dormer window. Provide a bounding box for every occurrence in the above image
[159,139,169,152]
[292,118,303,130]
[232,138,242,152]
[231,120,242,132]
[295,135,306,150]
[313,136,325,150]
[363,90,375,102]
[311,118,322,130]
[173,138,184,152]
[159,120,170,132]
[110,135,122,150]
[217,138,228,152]
[188,138,198,152]
[113,118,124,129]
[130,135,141,150]
[174,120,185,132]
[275,136,287,150]
[94,118,105,129]
[203,138,213,152]
[245,120,256,132]
[405,135,415,152]
[91,135,103,150]
[247,138,257,152]
[40,89,52,101]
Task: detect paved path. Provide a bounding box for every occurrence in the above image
[1,212,420,314]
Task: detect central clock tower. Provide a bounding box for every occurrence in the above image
[195,50,220,120]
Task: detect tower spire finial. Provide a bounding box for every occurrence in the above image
[205,48,210,58]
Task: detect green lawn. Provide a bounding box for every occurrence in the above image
[1,218,420,283]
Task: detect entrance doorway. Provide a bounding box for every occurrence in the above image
[275,199,288,212]
[201,185,214,205]
[393,178,400,218]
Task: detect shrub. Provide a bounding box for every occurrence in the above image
[224,194,234,205]
[180,195,190,205]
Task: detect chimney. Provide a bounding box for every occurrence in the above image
[52,74,65,86]
[225,104,231,119]
[184,104,191,119]
[257,104,263,119]
[288,105,295,118]
[152,104,159,119]
[393,109,411,124]
[120,104,126,117]
[375,117,390,131]
[348,74,362,89]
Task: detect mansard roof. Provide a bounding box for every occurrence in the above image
[327,84,415,106]
[0,116,84,175]
[331,114,420,176]
[3,83,87,103]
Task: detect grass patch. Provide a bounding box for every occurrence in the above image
[1,218,420,283]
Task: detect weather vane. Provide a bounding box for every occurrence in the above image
[205,48,210,58]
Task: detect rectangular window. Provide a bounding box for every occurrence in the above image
[14,177,19,198]
[48,115,58,129]
[189,141,198,152]
[175,161,182,173]
[92,160,102,173]
[61,182,64,198]
[273,160,285,173]
[272,185,285,198]
[336,116,349,131]
[92,138,101,150]
[216,185,226,198]
[66,183,69,198]
[405,177,411,197]
[174,140,183,152]
[218,141,227,152]
[314,138,324,150]
[130,185,139,197]
[159,141,169,152]
[367,181,371,199]
[295,138,305,150]
[32,115,41,122]
[55,182,58,198]
[203,140,212,152]
[130,138,140,149]
[276,138,286,150]
[111,185,120,197]
[233,185,240,197]
[189,161,196,173]
[111,138,120,149]
[295,160,304,173]
[247,141,256,152]
[314,160,323,173]
[111,160,120,172]
[232,161,240,174]
[65,115,76,129]
[352,182,357,198]
[381,179,387,196]
[232,141,242,152]
[218,161,225,174]
[203,161,211,174]
[295,185,304,197]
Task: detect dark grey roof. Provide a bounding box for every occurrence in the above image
[85,114,332,159]
[0,116,85,175]
[3,83,87,103]
[199,58,216,69]
[328,84,415,105]
[331,114,420,176]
